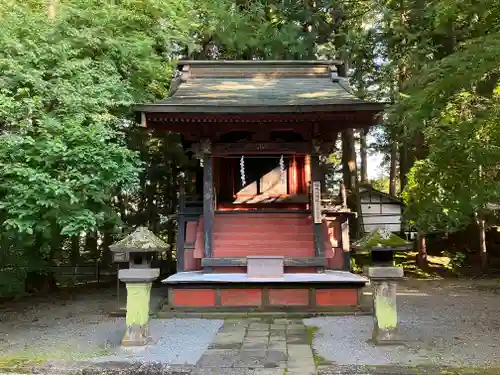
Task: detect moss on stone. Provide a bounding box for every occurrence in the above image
[353,229,411,250]
[306,325,330,366]
[306,326,318,345]
[0,354,44,373]
[110,226,169,251]
[0,345,111,372]
[126,283,152,326]
[373,293,397,329]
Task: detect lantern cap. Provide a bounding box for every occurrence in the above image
[110,226,169,253]
[353,229,412,251]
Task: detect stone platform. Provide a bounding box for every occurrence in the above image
[162,271,368,312]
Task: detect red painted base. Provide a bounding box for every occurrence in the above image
[167,285,361,311]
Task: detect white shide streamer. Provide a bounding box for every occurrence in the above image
[240,155,246,186]
[279,155,285,184]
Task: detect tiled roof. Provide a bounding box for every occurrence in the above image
[136,61,382,113]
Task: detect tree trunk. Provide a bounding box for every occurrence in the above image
[136,133,149,226]
[341,129,363,237]
[146,179,157,231]
[25,233,57,294]
[359,129,368,184]
[389,137,398,196]
[101,226,114,267]
[70,236,80,266]
[416,232,428,268]
[477,217,487,271]
[116,192,127,224]
[342,129,356,192]
[399,140,409,193]
[85,231,99,260]
[166,162,179,275]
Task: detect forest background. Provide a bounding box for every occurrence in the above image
[1,0,500,298]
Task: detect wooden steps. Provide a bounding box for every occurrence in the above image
[213,233,313,241]
[211,212,315,258]
[174,211,356,312]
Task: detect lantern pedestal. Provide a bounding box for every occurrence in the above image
[367,266,404,345]
[118,269,159,347]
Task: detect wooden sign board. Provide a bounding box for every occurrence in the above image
[312,181,322,224]
[341,219,350,251]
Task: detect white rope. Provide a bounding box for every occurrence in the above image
[240,155,246,186]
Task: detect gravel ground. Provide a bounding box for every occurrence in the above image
[304,279,500,368]
[0,286,222,365]
[91,318,223,365]
[0,287,120,361]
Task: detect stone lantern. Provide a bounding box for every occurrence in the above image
[352,229,413,345]
[110,226,169,347]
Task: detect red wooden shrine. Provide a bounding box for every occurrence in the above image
[135,60,384,311]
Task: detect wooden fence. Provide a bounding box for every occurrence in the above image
[51,258,171,286]
[52,263,117,285]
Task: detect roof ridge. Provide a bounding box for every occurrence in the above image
[178,60,342,66]
[178,61,338,79]
[331,75,355,96]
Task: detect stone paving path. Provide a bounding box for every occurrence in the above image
[192,318,318,375]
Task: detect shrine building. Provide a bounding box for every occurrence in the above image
[135,60,384,311]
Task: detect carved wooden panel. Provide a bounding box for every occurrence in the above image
[214,142,310,155]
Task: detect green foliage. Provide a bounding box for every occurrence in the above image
[447,251,467,270]
[0,232,46,297]
[342,0,500,241]
[0,119,141,236]
[396,32,500,234]
[350,257,362,273]
[370,177,391,195]
[191,0,346,59]
[0,0,200,297]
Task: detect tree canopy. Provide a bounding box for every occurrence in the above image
[391,13,500,234]
[0,0,195,295]
[343,0,500,240]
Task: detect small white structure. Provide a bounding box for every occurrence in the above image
[359,184,408,235]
